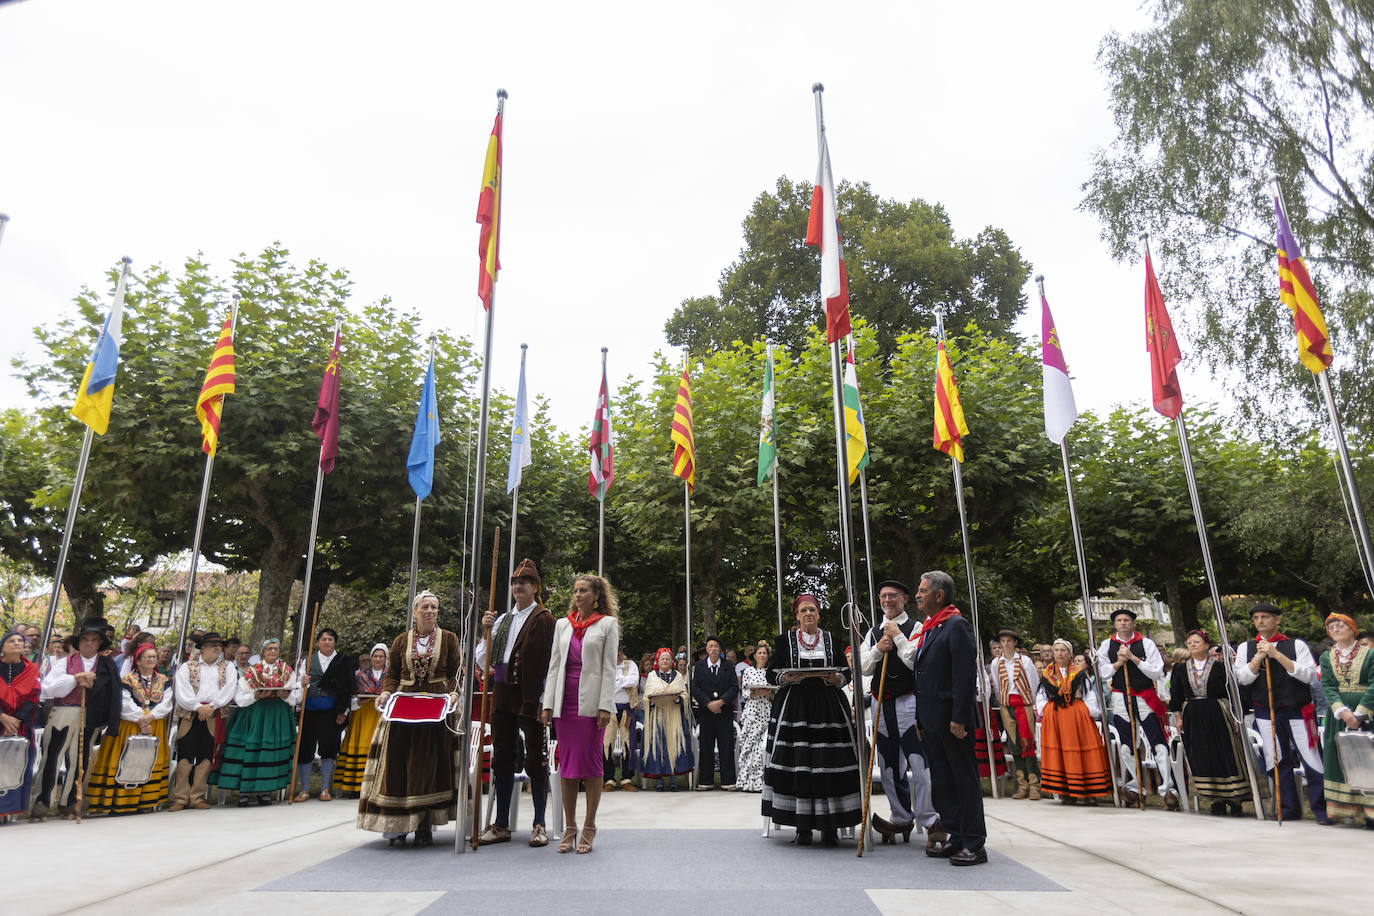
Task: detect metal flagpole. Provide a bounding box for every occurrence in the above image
[684,477,695,787]
[1036,275,1120,806]
[811,84,871,852]
[598,346,608,577]
[0,214,9,250]
[406,334,439,628]
[934,306,999,799]
[857,471,877,630]
[767,342,785,635]
[506,343,529,615]
[39,257,132,660]
[457,87,507,855]
[295,314,343,666]
[174,294,241,670]
[1141,234,1265,819]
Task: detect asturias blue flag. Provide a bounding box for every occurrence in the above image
[406,355,439,499]
[507,357,532,493]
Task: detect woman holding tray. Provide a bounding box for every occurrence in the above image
[335,642,388,797]
[762,594,861,847]
[358,591,462,847]
[216,637,299,807]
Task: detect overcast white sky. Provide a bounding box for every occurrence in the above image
[2,0,1224,441]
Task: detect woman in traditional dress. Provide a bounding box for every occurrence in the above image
[763,594,861,847]
[541,574,619,854]
[1319,612,1374,828]
[1167,629,1250,816]
[1035,638,1111,805]
[640,647,694,791]
[217,637,299,807]
[336,643,387,797]
[737,642,774,792]
[358,591,462,847]
[0,629,41,819]
[86,642,174,815]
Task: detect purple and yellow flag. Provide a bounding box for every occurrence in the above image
[1275,199,1334,374]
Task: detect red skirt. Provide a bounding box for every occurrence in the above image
[974,703,1007,778]
[1039,699,1111,798]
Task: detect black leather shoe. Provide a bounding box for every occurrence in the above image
[820,829,838,847]
[795,829,813,846]
[926,840,960,858]
[950,847,988,866]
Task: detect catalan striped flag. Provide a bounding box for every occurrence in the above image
[1275,199,1334,373]
[195,313,236,456]
[475,110,503,310]
[670,364,695,493]
[804,134,852,344]
[843,343,869,484]
[933,340,969,463]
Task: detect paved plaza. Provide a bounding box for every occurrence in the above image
[10,791,1364,915]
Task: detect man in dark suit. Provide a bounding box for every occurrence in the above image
[691,636,738,790]
[913,570,988,866]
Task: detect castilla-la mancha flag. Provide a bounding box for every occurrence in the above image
[1144,251,1183,420]
[1040,292,1078,445]
[804,135,852,344]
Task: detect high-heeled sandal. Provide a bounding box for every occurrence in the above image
[558,825,579,853]
[576,825,597,854]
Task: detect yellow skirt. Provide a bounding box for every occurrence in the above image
[86,718,170,815]
[335,701,382,794]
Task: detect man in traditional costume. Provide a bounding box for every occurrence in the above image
[859,578,943,846]
[294,627,355,802]
[1234,603,1327,823]
[990,628,1043,800]
[474,558,555,847]
[31,616,122,819]
[1096,608,1177,808]
[602,646,641,791]
[169,632,237,811]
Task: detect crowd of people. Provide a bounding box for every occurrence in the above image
[2,565,1371,869]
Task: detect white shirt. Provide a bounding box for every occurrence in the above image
[121,676,177,722]
[1096,633,1164,684]
[1034,666,1101,718]
[859,611,918,674]
[1233,637,1316,686]
[174,657,239,712]
[474,601,539,668]
[612,659,639,704]
[989,654,1039,698]
[41,652,97,701]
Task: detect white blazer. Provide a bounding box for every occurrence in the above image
[542,615,620,718]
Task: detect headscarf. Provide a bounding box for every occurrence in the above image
[1326,613,1359,635]
[0,629,24,654]
[260,637,281,651]
[1051,638,1073,654]
[412,590,439,612]
[133,642,158,664]
[370,642,389,669]
[655,647,674,665]
[1184,628,1212,646]
[791,594,821,614]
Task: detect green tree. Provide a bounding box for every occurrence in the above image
[665,178,1032,359]
[1084,0,1374,432]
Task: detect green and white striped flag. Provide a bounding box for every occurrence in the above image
[757,346,778,486]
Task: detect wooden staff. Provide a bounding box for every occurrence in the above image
[1263,646,1283,824]
[75,688,87,824]
[472,526,501,850]
[857,650,888,856]
[1124,678,1145,811]
[288,602,321,804]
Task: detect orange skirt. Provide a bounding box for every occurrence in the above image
[1039,699,1111,798]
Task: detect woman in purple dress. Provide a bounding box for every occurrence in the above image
[542,574,620,854]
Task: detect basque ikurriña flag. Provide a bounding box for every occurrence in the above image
[588,365,614,500]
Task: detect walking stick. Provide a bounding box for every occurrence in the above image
[75,688,87,824]
[1263,647,1283,824]
[858,651,888,857]
[472,527,500,850]
[1124,679,1145,811]
[288,602,321,804]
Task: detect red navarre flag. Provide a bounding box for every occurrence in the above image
[313,328,341,473]
[1144,252,1183,419]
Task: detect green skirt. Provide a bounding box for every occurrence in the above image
[1322,690,1374,819]
[214,698,295,793]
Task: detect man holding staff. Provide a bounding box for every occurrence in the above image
[474,558,555,847]
[859,578,942,847]
[1096,608,1177,808]
[1233,603,1328,823]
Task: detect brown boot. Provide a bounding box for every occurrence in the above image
[1012,771,1029,800]
[1028,772,1043,801]
[190,760,213,809]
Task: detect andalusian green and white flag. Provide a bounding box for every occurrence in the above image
[757,347,778,486]
[843,341,870,484]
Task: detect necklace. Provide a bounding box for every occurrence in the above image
[412,627,439,682]
[1188,657,1210,696]
[1333,643,1359,680]
[797,628,821,651]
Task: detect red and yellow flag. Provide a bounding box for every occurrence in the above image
[933,340,969,463]
[195,313,236,456]
[1275,198,1334,374]
[670,364,695,493]
[1144,251,1183,419]
[475,110,503,310]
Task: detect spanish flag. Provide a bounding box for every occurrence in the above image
[1275,198,1334,374]
[670,364,695,493]
[195,313,236,456]
[71,269,129,436]
[476,110,503,310]
[933,340,969,463]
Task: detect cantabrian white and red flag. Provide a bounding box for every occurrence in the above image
[1040,291,1078,445]
[804,135,852,344]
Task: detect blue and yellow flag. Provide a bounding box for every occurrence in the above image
[406,354,440,499]
[71,262,131,435]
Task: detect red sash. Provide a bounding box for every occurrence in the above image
[1006,694,1035,758]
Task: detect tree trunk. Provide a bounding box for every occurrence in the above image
[1162,574,1187,646]
[249,535,305,650]
[1031,594,1056,645]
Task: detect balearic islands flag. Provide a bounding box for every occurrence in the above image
[1274,199,1335,374]
[1144,251,1183,420]
[1040,292,1078,445]
[195,313,237,456]
[804,135,852,344]
[933,340,969,463]
[843,344,870,484]
[670,364,696,493]
[588,365,614,500]
[757,349,777,487]
[476,111,503,310]
[313,329,342,473]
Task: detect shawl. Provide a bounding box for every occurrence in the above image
[123,669,169,708]
[0,657,40,716]
[246,659,294,690]
[641,668,690,767]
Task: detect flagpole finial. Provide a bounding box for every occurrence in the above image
[232,291,242,302]
[812,82,824,93]
[497,88,508,100]
[120,256,132,266]
[523,342,529,351]
[1034,274,1046,295]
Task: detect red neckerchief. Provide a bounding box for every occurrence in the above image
[568,610,607,640]
[1256,632,1288,642]
[1113,631,1143,645]
[915,606,961,652]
